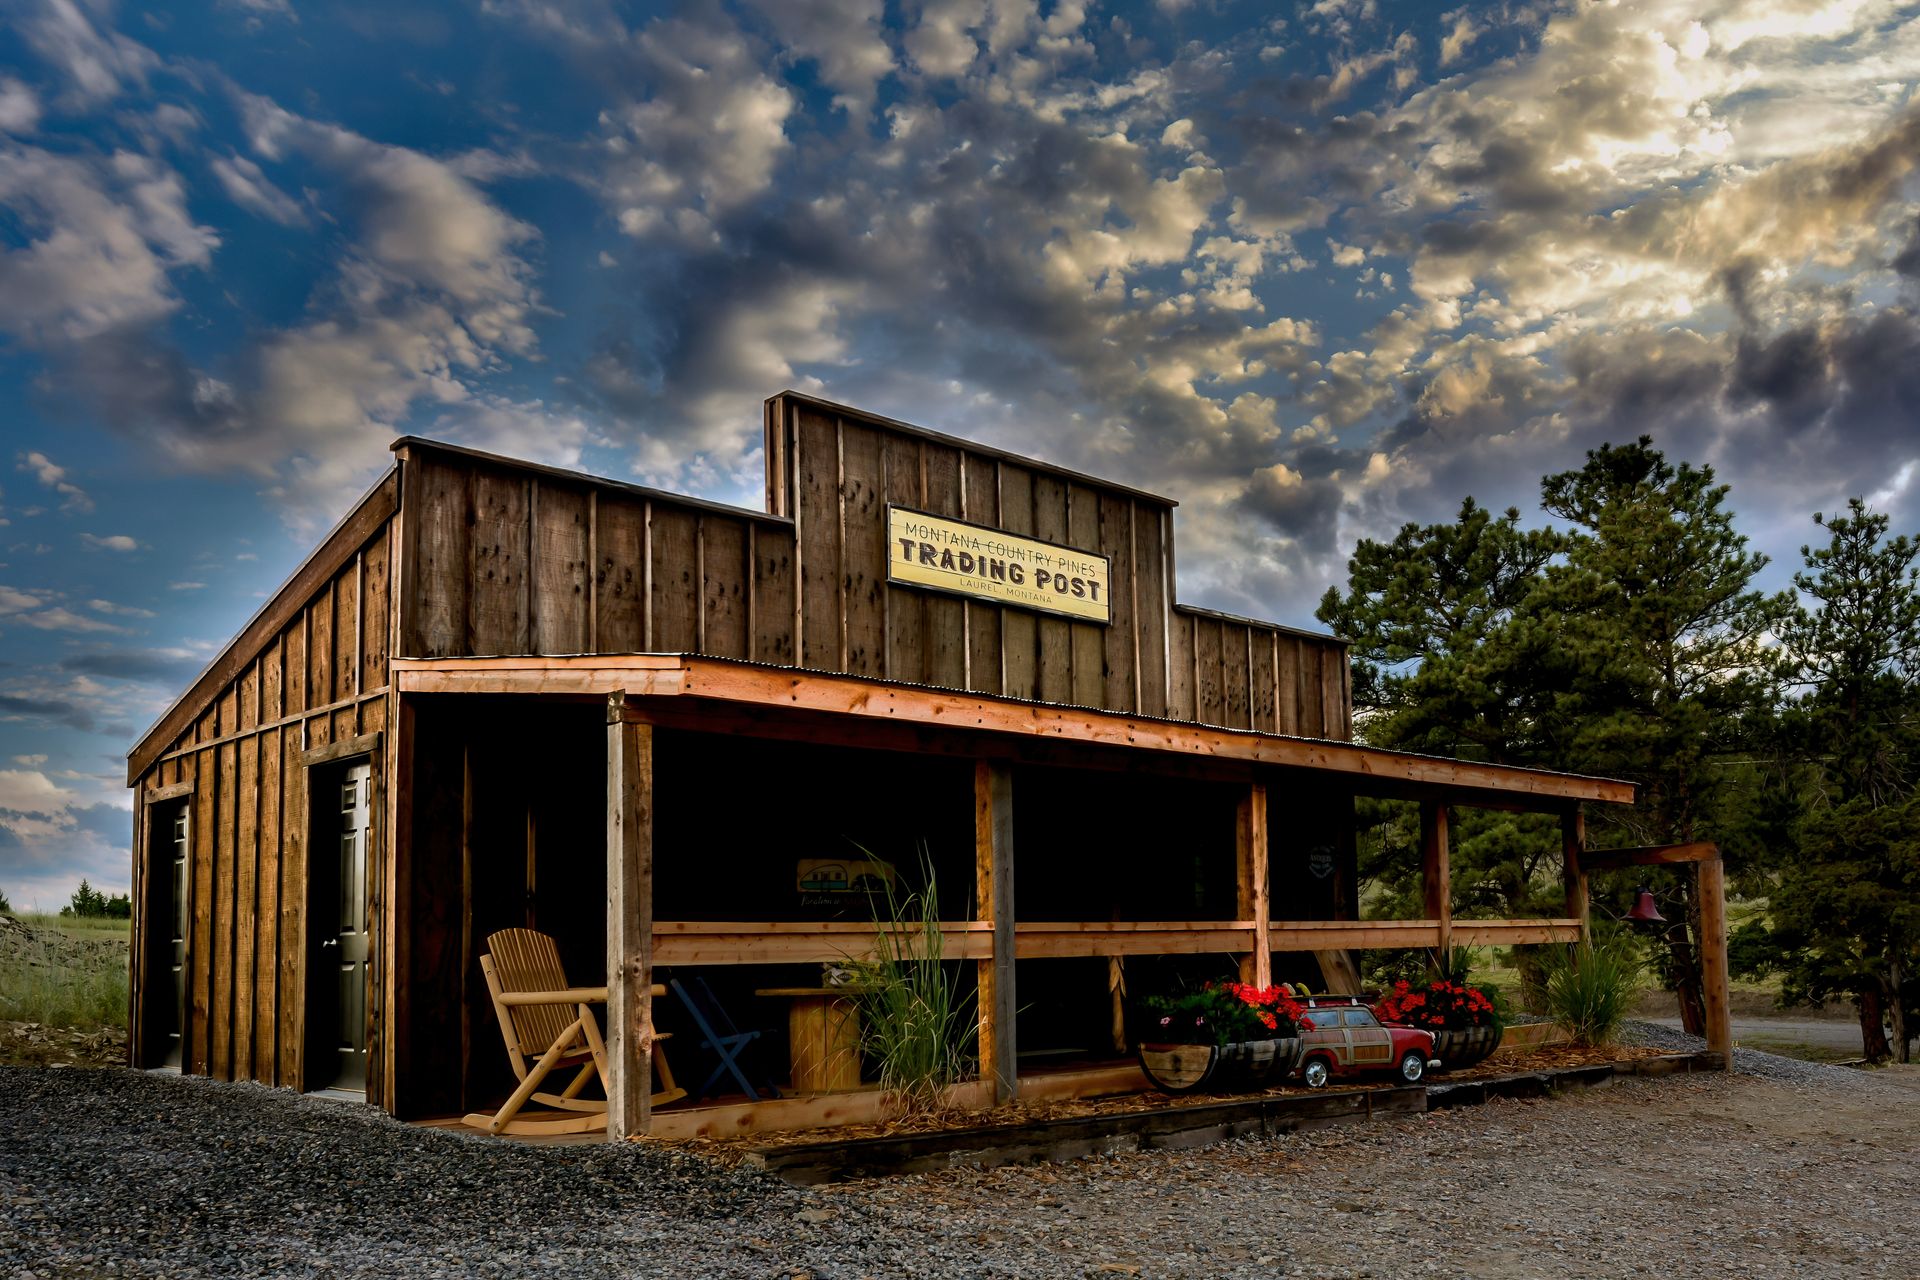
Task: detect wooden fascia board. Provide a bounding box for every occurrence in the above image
[126,469,401,785]
[1576,841,1720,872]
[389,655,1636,806]
[669,660,1633,804]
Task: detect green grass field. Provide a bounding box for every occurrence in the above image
[0,913,130,1031]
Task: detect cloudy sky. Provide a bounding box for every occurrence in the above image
[2,0,1918,906]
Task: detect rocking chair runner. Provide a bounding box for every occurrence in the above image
[461,928,688,1136]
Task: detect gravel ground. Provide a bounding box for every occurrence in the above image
[4,1045,1915,1279]
[1620,1017,1867,1084]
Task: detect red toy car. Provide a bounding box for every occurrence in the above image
[1296,998,1438,1087]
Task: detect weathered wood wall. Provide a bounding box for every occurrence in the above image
[388,397,1350,739]
[767,395,1347,734]
[1166,607,1352,738]
[126,393,1352,1107]
[393,447,796,666]
[127,476,397,1103]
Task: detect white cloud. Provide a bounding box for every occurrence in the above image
[1866,458,1917,509]
[16,450,92,512]
[0,77,42,133]
[586,274,853,484]
[209,151,308,226]
[0,584,126,633]
[18,0,160,106]
[743,0,894,116]
[168,581,206,591]
[599,19,795,236]
[78,533,138,551]
[0,143,217,344]
[1438,9,1481,67]
[223,0,298,21]
[86,599,155,617]
[424,395,590,471]
[0,766,131,908]
[41,93,552,525]
[241,95,538,325]
[902,0,990,78]
[12,606,125,633]
[0,768,86,841]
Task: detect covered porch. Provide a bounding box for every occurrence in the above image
[385,653,1647,1140]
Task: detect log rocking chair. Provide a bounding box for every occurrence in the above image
[461,928,688,1136]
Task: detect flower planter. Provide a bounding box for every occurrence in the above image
[1138,1036,1304,1094]
[1428,1024,1500,1072]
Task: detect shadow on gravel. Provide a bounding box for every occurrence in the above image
[0,1065,815,1278]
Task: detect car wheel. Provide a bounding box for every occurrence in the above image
[1302,1057,1330,1089]
[1398,1050,1426,1084]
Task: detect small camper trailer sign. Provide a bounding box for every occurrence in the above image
[886,505,1111,624]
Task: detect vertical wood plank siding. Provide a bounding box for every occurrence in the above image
[962,454,1003,695]
[385,417,1347,739]
[595,496,646,651]
[129,397,1350,1112]
[922,443,967,690]
[127,480,399,1101]
[769,399,1346,728]
[997,465,1038,700]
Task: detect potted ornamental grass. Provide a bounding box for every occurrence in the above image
[1136,982,1315,1094]
[1373,978,1503,1070]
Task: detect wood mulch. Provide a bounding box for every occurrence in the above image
[634,1042,1671,1163]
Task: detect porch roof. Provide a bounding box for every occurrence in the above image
[390,654,1633,811]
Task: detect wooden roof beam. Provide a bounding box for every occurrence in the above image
[390,655,1635,807]
[1576,841,1719,873]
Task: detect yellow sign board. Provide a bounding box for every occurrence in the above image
[887,505,1111,625]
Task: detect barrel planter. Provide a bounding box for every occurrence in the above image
[1138,1037,1304,1094]
[1428,1024,1500,1072]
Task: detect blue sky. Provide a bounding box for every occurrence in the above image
[2,0,1918,907]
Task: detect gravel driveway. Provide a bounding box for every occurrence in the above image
[4,1043,1915,1279]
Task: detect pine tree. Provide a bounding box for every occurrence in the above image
[1319,499,1573,932]
[1755,500,1920,1060]
[1316,497,1565,763]
[1534,437,1783,1034]
[1320,439,1782,1028]
[63,879,108,919]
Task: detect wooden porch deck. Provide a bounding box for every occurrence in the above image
[413,1059,1151,1146]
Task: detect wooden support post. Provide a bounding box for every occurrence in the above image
[1420,800,1452,960]
[974,761,1017,1104]
[606,695,655,1138]
[1235,783,1271,988]
[1577,840,1730,1072]
[1697,855,1732,1070]
[1561,808,1589,940]
[383,695,414,1113]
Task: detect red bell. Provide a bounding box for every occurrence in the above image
[1626,888,1665,924]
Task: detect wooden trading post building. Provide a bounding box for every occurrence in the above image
[126,391,1730,1140]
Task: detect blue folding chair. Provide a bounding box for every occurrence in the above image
[669,977,782,1102]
